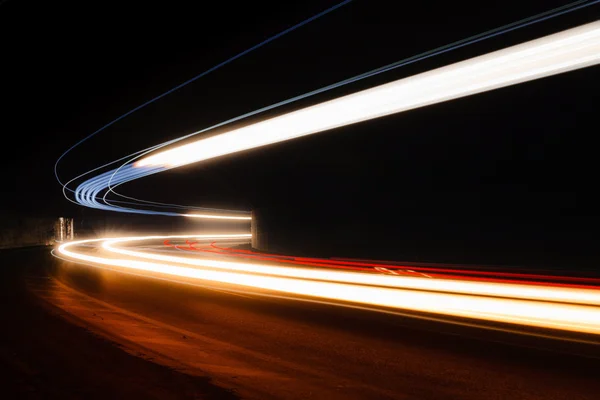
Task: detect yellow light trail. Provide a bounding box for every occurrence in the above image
[58,236,600,335]
[136,21,600,169]
[183,213,252,220]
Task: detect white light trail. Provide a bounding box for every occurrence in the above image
[184,213,252,220]
[58,236,600,335]
[137,21,600,169]
[54,21,600,338]
[102,235,600,306]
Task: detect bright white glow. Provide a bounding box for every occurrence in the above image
[102,235,600,306]
[136,21,600,169]
[56,22,600,336]
[184,213,252,220]
[57,236,600,335]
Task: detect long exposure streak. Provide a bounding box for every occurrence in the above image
[137,21,600,169]
[58,236,600,335]
[56,20,600,336]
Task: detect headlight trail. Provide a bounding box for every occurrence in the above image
[52,10,600,338]
[136,21,600,169]
[183,214,252,220]
[71,19,600,219]
[206,242,600,287]
[54,0,354,188]
[101,236,600,306]
[58,2,599,217]
[57,235,600,335]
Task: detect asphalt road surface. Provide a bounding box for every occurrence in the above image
[3,247,600,399]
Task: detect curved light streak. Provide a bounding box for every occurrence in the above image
[136,21,600,169]
[102,236,600,306]
[74,19,600,218]
[58,236,600,335]
[51,8,600,339]
[54,0,354,187]
[56,0,354,219]
[60,1,599,218]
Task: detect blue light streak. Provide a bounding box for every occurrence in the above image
[61,1,599,218]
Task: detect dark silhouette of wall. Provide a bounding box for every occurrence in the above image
[0,214,56,249]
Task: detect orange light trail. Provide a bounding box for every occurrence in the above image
[58,235,600,335]
[55,21,600,338]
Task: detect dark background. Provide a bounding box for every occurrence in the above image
[1,0,599,267]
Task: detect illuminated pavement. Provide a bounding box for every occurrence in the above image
[25,245,599,399]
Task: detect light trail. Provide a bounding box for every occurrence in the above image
[60,2,599,217]
[57,235,600,335]
[52,16,600,338]
[176,242,600,290]
[183,213,252,220]
[55,0,354,187]
[101,236,600,306]
[206,242,600,287]
[55,0,354,219]
[136,21,600,169]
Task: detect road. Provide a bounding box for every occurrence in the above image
[0,247,237,400]
[5,243,599,399]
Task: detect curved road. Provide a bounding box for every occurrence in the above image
[20,240,599,399]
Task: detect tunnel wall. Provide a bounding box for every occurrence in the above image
[0,215,57,249]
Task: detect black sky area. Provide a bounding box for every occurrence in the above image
[1,1,599,267]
